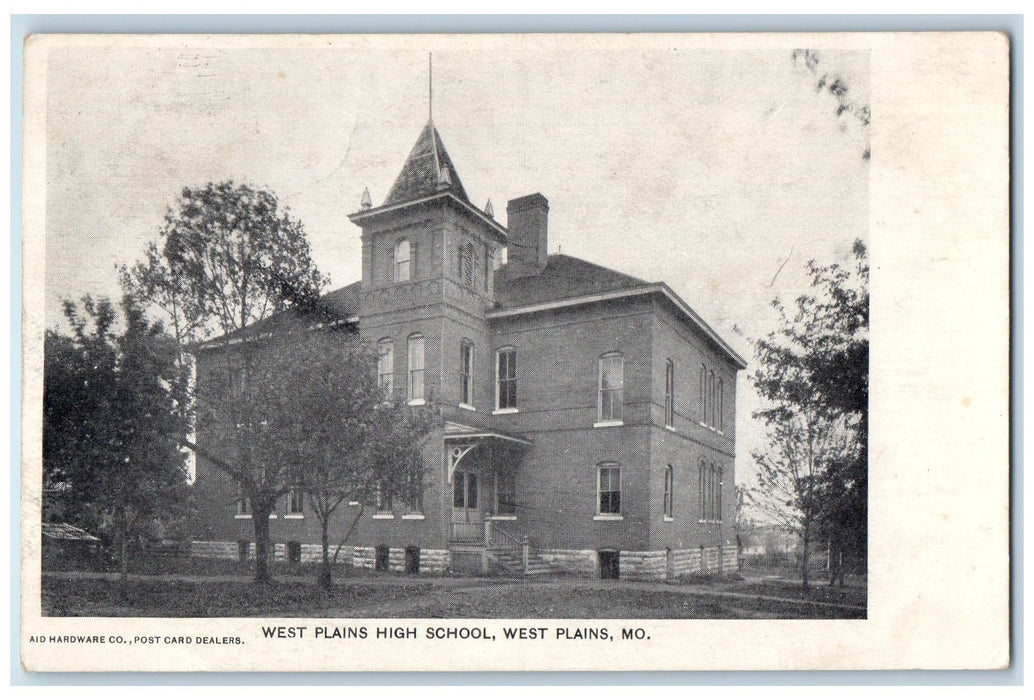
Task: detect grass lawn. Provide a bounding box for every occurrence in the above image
[42,574,864,619]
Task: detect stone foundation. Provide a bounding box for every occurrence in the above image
[190,540,238,560]
[352,546,375,569]
[388,547,406,573]
[671,548,701,577]
[419,549,451,574]
[538,549,596,577]
[619,550,667,581]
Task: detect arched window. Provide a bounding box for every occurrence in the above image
[698,459,707,519]
[395,239,411,282]
[699,363,707,424]
[598,463,621,515]
[460,339,474,406]
[664,359,675,428]
[598,352,624,423]
[377,338,394,397]
[710,370,716,428]
[407,333,424,402]
[717,377,724,432]
[663,465,674,518]
[459,241,474,289]
[496,347,517,410]
[716,466,723,522]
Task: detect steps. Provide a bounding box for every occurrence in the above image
[487,544,554,577]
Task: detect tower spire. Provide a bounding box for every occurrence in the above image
[428,52,433,122]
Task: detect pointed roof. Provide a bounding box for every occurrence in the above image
[383,120,469,206]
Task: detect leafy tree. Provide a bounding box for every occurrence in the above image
[43,295,191,580]
[260,330,437,589]
[749,241,868,589]
[123,181,328,583]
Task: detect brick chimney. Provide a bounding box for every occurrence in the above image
[506,193,549,277]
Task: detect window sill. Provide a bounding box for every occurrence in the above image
[459,403,476,412]
[593,420,623,428]
[698,519,723,524]
[372,513,395,520]
[407,399,426,407]
[234,514,252,520]
[593,514,624,521]
[487,515,517,521]
[284,514,304,520]
[268,514,277,519]
[348,501,360,506]
[492,407,519,415]
[401,513,426,520]
[664,425,677,433]
[664,516,675,522]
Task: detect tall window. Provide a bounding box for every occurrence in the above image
[699,364,707,424]
[717,377,724,432]
[598,352,624,423]
[407,334,425,402]
[377,338,394,397]
[598,465,621,515]
[716,466,723,522]
[394,239,411,282]
[493,472,516,516]
[406,462,424,514]
[663,465,674,518]
[698,461,722,522]
[460,340,474,406]
[288,488,304,516]
[459,242,474,289]
[496,348,517,410]
[710,370,716,428]
[664,359,675,427]
[376,482,393,513]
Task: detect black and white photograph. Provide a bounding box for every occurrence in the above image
[20,32,1008,672]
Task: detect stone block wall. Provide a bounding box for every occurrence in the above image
[619,550,667,581]
[538,549,596,577]
[353,546,375,570]
[671,548,701,577]
[388,547,407,573]
[190,540,238,560]
[419,549,451,574]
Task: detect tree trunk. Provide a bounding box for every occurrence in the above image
[318,518,332,590]
[801,527,810,590]
[119,507,129,584]
[120,536,129,583]
[252,506,273,584]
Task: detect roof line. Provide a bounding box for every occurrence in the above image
[428,120,441,177]
[348,191,508,240]
[486,284,747,369]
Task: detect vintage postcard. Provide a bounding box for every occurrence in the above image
[20,32,1009,672]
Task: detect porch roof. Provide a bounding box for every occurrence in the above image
[443,422,532,447]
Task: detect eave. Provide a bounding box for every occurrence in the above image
[486,284,748,370]
[348,191,509,243]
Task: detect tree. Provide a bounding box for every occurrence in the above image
[263,330,436,589]
[122,181,328,583]
[749,240,868,589]
[43,295,191,581]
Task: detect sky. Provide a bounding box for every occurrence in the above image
[42,36,869,488]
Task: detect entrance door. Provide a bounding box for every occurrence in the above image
[452,471,482,542]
